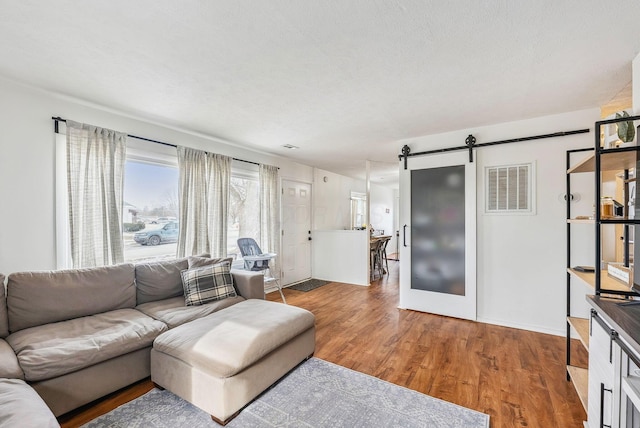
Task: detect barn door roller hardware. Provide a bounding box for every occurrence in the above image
[398,128,590,169]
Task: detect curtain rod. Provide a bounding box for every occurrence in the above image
[52,116,262,167]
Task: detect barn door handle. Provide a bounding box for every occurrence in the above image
[403,224,408,247]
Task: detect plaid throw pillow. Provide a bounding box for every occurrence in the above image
[180,262,237,306]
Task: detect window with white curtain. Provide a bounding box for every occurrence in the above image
[227,162,260,259]
[56,127,268,268]
[56,134,180,267]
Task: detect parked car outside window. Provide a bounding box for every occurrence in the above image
[134,221,179,246]
[150,216,177,224]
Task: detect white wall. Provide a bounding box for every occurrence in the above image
[0,77,313,274]
[312,230,369,285]
[370,183,395,249]
[312,167,365,230]
[398,108,600,335]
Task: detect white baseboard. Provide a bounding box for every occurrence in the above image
[476,316,565,337]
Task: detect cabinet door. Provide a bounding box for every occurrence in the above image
[588,315,620,428]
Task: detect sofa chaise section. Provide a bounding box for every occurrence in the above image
[151,299,316,424]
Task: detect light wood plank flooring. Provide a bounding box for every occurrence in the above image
[60,261,587,427]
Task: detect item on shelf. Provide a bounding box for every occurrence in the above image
[616,111,636,144]
[607,263,631,285]
[573,266,595,273]
[613,199,624,217]
[601,196,614,218]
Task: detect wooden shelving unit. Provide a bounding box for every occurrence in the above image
[567,150,637,174]
[567,218,595,224]
[567,365,589,412]
[565,115,640,424]
[567,268,632,293]
[568,316,590,350]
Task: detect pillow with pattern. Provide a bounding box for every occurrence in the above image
[187,255,234,269]
[180,261,237,306]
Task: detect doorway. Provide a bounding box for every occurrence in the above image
[281,180,312,285]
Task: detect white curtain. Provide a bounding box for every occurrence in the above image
[177,147,209,256]
[177,147,231,258]
[66,120,126,268]
[208,153,231,257]
[259,164,280,276]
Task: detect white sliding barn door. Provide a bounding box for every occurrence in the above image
[399,152,477,320]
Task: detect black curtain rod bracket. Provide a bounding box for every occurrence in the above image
[398,128,590,169]
[52,116,264,167]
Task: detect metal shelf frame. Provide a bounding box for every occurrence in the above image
[565,114,640,385]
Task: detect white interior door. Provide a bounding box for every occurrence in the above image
[399,151,476,320]
[281,180,312,285]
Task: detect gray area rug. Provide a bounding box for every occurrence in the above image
[83,358,489,428]
[287,278,331,292]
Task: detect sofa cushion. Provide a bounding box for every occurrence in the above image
[0,273,7,337]
[136,295,245,329]
[7,309,167,382]
[0,339,23,379]
[188,256,234,268]
[7,264,136,333]
[135,258,189,304]
[181,262,237,306]
[153,299,315,378]
[0,378,59,428]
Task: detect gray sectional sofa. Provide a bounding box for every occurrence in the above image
[0,256,265,425]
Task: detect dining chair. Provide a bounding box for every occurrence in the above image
[379,236,391,275]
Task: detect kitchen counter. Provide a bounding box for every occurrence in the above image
[587,295,640,356]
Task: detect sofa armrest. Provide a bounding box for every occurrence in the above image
[231,270,265,300]
[0,378,59,428]
[0,338,23,379]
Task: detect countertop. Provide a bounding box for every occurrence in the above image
[587,295,640,357]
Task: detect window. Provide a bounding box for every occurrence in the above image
[55,133,180,268]
[227,164,260,259]
[56,127,267,268]
[122,160,179,263]
[122,139,179,263]
[485,162,535,214]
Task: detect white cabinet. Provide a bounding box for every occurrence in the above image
[588,312,622,428]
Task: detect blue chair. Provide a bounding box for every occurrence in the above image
[237,238,286,303]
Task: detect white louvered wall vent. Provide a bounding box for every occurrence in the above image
[485,162,535,214]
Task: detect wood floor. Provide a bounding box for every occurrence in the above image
[59,261,588,427]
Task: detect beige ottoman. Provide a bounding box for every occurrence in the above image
[150,299,315,425]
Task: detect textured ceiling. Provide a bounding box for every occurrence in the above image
[1,1,640,187]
